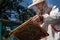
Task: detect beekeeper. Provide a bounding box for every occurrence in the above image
[28,0,51,26]
[28,0,60,40]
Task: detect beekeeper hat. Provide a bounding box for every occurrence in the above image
[28,0,45,8]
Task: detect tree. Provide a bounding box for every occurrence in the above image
[0,0,35,23]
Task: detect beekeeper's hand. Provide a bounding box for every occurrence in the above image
[31,15,44,26]
[9,30,15,37]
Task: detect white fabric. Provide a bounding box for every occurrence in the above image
[41,24,60,40]
[41,24,54,40]
[41,6,60,40]
[28,0,44,8]
[47,24,54,40]
[54,32,60,40]
[50,6,60,19]
[42,6,60,27]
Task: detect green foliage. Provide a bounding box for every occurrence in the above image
[0,0,35,23]
[19,6,35,22]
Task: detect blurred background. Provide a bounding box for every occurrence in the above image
[0,0,60,40]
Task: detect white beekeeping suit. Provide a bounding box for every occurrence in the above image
[28,0,60,40]
[41,5,60,40]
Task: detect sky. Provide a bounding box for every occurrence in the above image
[20,0,32,7]
[20,0,60,10]
[47,0,60,9]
